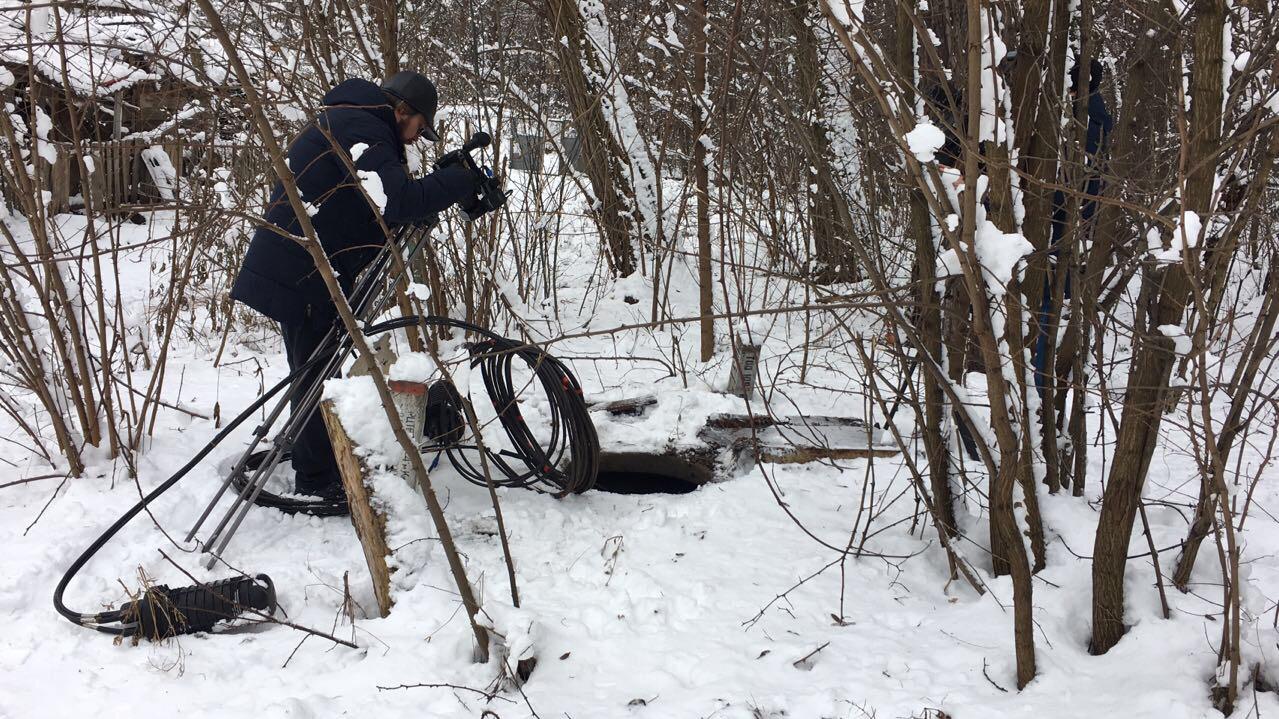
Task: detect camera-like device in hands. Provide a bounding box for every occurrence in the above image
[460,168,506,222]
[436,131,510,222]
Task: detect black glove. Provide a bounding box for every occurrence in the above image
[458,168,508,222]
[459,193,484,220]
[433,143,508,221]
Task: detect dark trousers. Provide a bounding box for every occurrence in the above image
[280,317,340,492]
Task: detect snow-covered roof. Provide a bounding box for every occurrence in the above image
[0,0,225,97]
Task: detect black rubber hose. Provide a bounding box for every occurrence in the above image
[55,313,599,634]
[53,352,326,634]
[363,315,598,495]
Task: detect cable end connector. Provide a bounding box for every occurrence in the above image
[115,574,277,640]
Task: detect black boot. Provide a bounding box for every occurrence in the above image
[281,316,347,514]
[295,472,349,513]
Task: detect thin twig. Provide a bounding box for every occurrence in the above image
[0,472,69,490]
[982,658,1009,693]
[376,683,514,702]
[282,634,310,669]
[792,641,831,668]
[24,475,69,535]
[1138,502,1173,619]
[742,557,842,629]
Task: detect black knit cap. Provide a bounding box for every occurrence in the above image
[381,71,441,142]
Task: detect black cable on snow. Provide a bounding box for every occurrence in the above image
[53,314,597,636]
[52,353,324,635]
[236,314,598,511]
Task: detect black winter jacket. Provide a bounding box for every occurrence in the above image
[231,79,475,326]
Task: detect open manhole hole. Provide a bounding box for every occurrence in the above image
[592,451,713,495]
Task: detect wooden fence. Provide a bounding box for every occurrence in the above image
[23,139,276,215]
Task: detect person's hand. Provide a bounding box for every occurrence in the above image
[459,168,507,222]
[459,194,484,220]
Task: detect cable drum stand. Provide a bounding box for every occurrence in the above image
[55,132,600,640]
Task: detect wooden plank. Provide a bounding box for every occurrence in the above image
[85,143,104,213]
[348,335,396,378]
[706,413,868,430]
[49,144,71,213]
[108,141,130,208]
[588,395,657,417]
[758,446,899,464]
[697,409,897,469]
[320,399,395,618]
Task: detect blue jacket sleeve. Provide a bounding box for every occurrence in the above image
[381,163,478,224]
[352,143,477,224]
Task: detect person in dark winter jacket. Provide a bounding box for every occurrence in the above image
[231,71,480,500]
[1052,58,1113,236]
[1034,58,1113,392]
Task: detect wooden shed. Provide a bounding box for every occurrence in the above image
[0,2,215,215]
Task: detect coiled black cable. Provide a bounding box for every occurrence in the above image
[227,449,351,517]
[444,335,596,494]
[237,315,598,509]
[368,315,598,496]
[54,314,598,635]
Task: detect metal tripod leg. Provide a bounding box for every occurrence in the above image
[184,322,345,545]
[188,223,434,566]
[183,330,334,540]
[187,224,420,546]
[199,344,352,567]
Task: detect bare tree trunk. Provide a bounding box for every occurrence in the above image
[1090,0,1224,655]
[964,0,1036,686]
[544,0,638,276]
[1008,0,1065,495]
[972,4,1047,576]
[373,0,399,76]
[894,0,957,538]
[691,0,713,361]
[1171,253,1279,589]
[1012,299,1049,574]
[791,0,855,283]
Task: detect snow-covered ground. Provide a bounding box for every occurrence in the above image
[3,188,1279,718]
